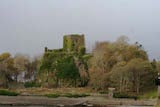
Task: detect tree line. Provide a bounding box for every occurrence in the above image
[0,36,159,94]
[0,53,39,87]
[89,36,157,94]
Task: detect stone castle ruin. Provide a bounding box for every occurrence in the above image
[41,34,90,87]
[45,34,86,55]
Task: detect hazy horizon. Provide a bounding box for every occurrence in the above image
[0,0,160,60]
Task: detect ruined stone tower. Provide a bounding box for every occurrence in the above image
[45,34,86,55]
[63,34,85,53]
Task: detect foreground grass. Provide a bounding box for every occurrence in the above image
[114,90,158,100]
[139,90,158,99]
[3,87,158,100]
[63,93,90,98]
[45,93,90,98]
[113,92,138,99]
[14,87,92,98]
[0,88,90,98]
[16,87,93,95]
[45,93,60,98]
[0,89,19,96]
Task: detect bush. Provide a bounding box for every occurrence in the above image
[113,92,138,99]
[0,89,19,96]
[45,93,60,98]
[24,82,41,88]
[64,93,90,98]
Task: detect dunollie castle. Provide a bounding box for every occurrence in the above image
[44,34,86,55]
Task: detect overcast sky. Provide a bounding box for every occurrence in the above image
[0,0,160,60]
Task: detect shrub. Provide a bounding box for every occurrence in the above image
[24,82,41,88]
[45,93,60,98]
[113,92,138,99]
[0,89,19,96]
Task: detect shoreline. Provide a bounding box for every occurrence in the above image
[0,95,156,107]
[156,99,160,107]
